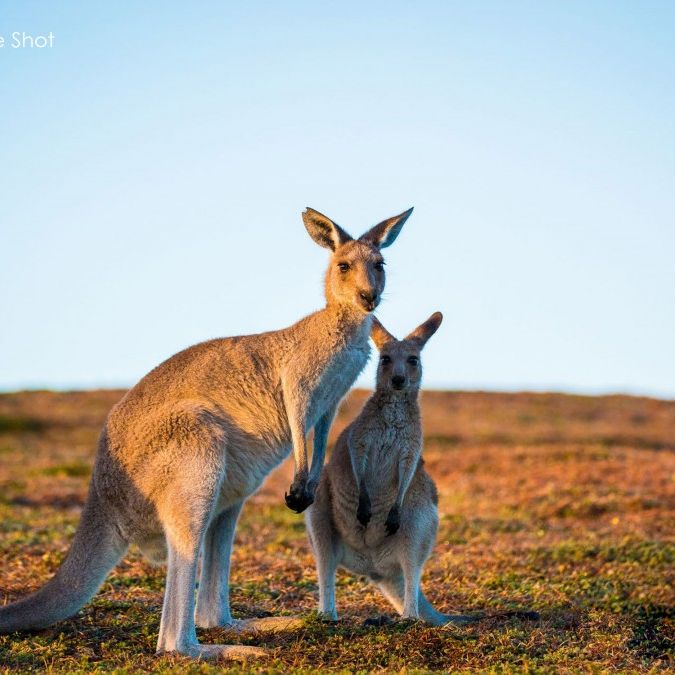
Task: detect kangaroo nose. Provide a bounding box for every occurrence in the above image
[392,375,406,389]
[358,290,377,311]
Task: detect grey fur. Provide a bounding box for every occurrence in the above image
[305,312,474,625]
[0,207,413,660]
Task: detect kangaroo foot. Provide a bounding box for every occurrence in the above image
[316,610,338,623]
[161,643,267,661]
[223,616,305,633]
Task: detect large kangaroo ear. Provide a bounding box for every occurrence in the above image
[359,207,413,249]
[371,317,396,350]
[303,208,353,251]
[405,311,443,348]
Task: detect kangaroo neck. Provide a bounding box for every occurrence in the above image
[364,389,420,431]
[371,388,419,411]
[320,301,373,347]
[357,390,421,486]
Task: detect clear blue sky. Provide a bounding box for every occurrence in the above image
[1,1,674,397]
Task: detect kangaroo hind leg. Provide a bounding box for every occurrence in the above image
[305,503,340,622]
[376,572,473,626]
[375,564,422,622]
[195,500,244,628]
[312,533,339,622]
[154,445,264,660]
[375,571,405,616]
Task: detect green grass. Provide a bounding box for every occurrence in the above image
[0,389,673,672]
[39,462,92,478]
[0,415,44,433]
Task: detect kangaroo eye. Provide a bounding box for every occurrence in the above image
[374,261,385,271]
[407,356,419,365]
[381,355,391,364]
[338,262,350,272]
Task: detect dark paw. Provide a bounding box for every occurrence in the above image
[285,480,314,513]
[384,506,400,536]
[357,494,371,527]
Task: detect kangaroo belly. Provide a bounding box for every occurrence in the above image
[340,541,400,580]
[331,487,400,555]
[219,440,292,505]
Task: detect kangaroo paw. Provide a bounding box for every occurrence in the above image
[384,505,400,536]
[357,493,372,526]
[285,479,314,513]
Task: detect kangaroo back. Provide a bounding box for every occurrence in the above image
[0,485,127,632]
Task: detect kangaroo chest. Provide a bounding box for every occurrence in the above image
[307,342,371,427]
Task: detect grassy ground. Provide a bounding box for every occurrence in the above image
[0,389,673,673]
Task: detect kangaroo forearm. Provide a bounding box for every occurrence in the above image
[348,434,368,488]
[309,406,336,483]
[394,453,419,507]
[383,453,419,536]
[349,433,373,525]
[282,379,309,477]
[291,426,309,476]
[283,383,321,513]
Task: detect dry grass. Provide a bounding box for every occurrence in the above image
[0,389,673,672]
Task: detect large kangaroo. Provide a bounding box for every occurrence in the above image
[0,207,413,660]
[306,313,473,626]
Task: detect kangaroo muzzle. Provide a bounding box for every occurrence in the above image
[358,290,378,312]
[391,375,406,390]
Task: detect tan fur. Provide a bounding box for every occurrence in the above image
[0,206,413,660]
[306,313,474,625]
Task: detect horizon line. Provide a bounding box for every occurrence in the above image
[1,381,673,402]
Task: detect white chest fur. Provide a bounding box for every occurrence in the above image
[307,342,371,428]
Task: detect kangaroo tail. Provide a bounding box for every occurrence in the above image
[419,592,477,626]
[0,486,127,633]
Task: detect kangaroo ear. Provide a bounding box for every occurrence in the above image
[405,311,443,348]
[371,317,396,350]
[359,207,413,249]
[303,208,353,251]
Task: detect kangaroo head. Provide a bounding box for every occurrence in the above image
[370,312,443,393]
[303,207,413,313]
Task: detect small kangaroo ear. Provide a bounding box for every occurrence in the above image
[371,317,396,350]
[359,207,413,249]
[405,311,443,348]
[303,208,353,251]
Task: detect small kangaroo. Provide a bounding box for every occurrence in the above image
[0,207,413,660]
[305,313,472,625]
